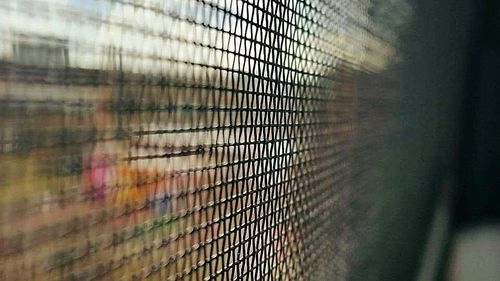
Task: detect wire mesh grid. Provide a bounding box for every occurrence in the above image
[0,0,410,280]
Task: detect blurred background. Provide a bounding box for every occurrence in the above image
[0,0,498,280]
[446,0,500,280]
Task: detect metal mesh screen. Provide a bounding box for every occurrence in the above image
[0,0,411,280]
